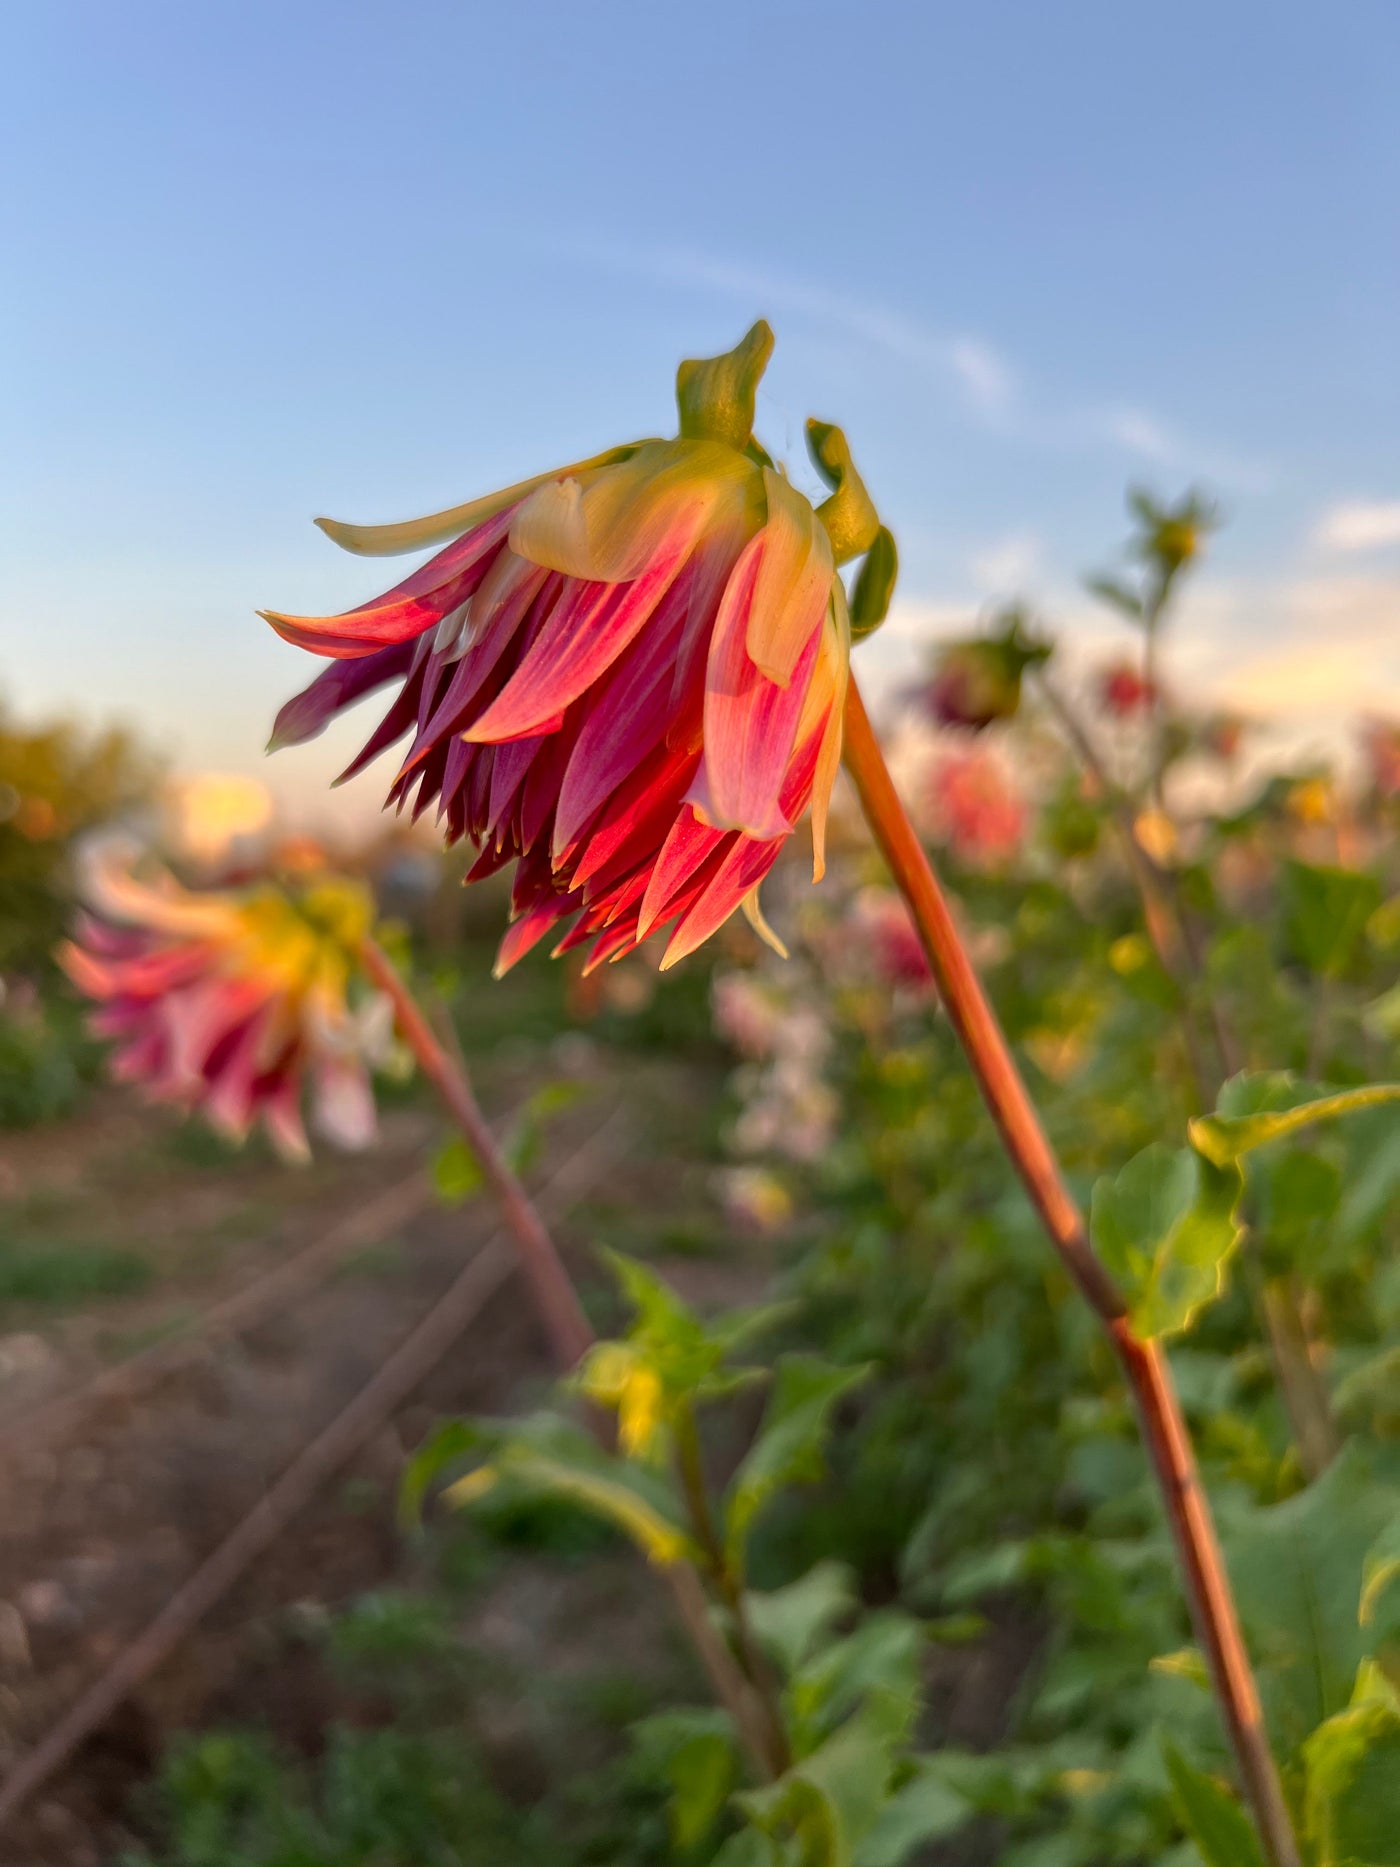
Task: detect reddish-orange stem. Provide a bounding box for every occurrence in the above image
[360,935,594,1369]
[841,677,1300,1867]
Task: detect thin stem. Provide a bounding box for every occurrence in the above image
[361,935,594,1369]
[675,1405,791,1775]
[358,935,780,1780]
[841,677,1301,1867]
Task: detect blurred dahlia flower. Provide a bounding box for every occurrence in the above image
[926,750,1027,865]
[853,887,934,991]
[263,323,887,976]
[1098,662,1156,717]
[59,846,391,1160]
[1364,719,1400,799]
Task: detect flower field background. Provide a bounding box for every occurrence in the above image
[4,491,1400,1865]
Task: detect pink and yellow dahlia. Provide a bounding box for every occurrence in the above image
[59,845,391,1159]
[262,324,891,975]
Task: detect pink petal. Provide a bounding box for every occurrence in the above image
[268,641,415,752]
[464,540,691,746]
[259,507,517,658]
[688,538,823,838]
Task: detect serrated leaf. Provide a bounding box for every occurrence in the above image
[789,1611,924,1755]
[1089,1143,1243,1338]
[432,1136,483,1204]
[1191,1083,1400,1169]
[853,1761,972,1866]
[630,1713,740,1853]
[1282,860,1383,978]
[1226,1446,1400,1757]
[724,1357,870,1567]
[1162,1741,1265,1867]
[741,1703,897,1867]
[747,1563,857,1676]
[1304,1699,1400,1865]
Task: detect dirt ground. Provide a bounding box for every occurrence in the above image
[0,1020,1035,1867]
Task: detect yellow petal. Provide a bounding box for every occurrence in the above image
[741,886,789,960]
[806,583,851,883]
[508,440,758,583]
[314,442,658,558]
[746,469,835,688]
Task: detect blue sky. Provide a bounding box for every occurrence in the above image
[5,0,1400,822]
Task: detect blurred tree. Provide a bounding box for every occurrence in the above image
[0,696,159,975]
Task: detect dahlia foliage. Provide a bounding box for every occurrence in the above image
[59,845,391,1159]
[263,323,895,975]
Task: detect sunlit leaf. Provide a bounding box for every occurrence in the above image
[1162,1741,1265,1867]
[431,1135,483,1204]
[1089,1143,1243,1338]
[1304,1699,1400,1865]
[1191,1082,1400,1169]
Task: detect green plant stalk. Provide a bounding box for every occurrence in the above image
[841,676,1302,1867]
[674,1403,792,1774]
[358,935,786,1780]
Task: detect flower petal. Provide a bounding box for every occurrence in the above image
[508,440,756,583]
[746,468,836,687]
[268,640,416,752]
[315,442,657,557]
[259,506,516,658]
[687,544,823,840]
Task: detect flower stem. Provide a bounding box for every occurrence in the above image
[358,934,786,1779]
[361,935,594,1369]
[840,678,1301,1867]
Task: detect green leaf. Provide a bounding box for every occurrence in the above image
[1282,860,1382,977]
[788,1612,924,1755]
[746,1563,857,1676]
[1226,1446,1400,1756]
[849,526,899,639]
[1191,1083,1400,1169]
[634,1711,739,1853]
[1084,573,1146,622]
[1304,1700,1400,1865]
[1162,1741,1265,1867]
[411,1411,693,1567]
[1089,1143,1243,1338]
[853,1761,972,1866]
[431,1136,483,1204]
[1360,1515,1400,1632]
[724,1356,870,1567]
[741,1703,897,1867]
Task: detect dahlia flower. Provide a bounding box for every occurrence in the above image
[59,845,391,1160]
[922,610,1050,732]
[926,749,1027,865]
[262,323,890,976]
[1098,662,1156,717]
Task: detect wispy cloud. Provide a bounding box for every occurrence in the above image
[1314,500,1400,552]
[596,242,1017,418]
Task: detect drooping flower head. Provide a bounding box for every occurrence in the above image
[261,324,896,976]
[921,609,1051,732]
[59,844,391,1159]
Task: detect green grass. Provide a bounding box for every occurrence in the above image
[0,1238,152,1309]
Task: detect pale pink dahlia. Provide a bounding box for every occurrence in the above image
[262,324,888,976]
[59,846,390,1159]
